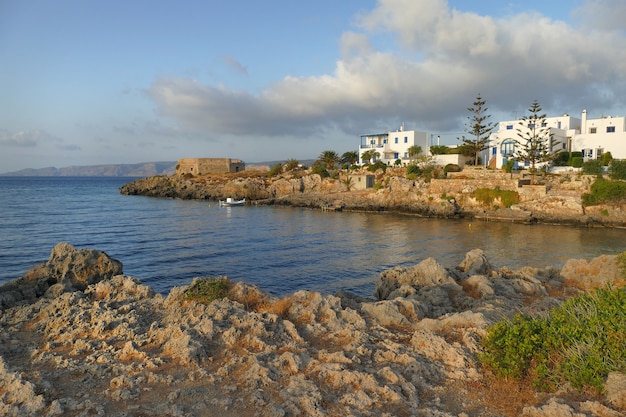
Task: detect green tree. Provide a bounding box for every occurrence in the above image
[461,94,495,166]
[430,145,450,155]
[318,150,340,170]
[361,149,380,164]
[340,151,359,168]
[514,100,558,183]
[407,145,422,160]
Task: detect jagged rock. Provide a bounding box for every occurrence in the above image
[374,257,460,300]
[456,248,492,276]
[0,242,122,309]
[1,244,624,417]
[560,254,624,289]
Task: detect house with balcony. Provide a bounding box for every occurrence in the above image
[359,124,430,165]
[486,109,626,169]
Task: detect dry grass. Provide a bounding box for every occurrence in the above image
[464,372,546,417]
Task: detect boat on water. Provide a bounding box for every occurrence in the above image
[219,197,246,207]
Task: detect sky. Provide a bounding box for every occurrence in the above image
[1,0,626,172]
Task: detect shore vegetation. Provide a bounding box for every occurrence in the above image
[184,277,231,304]
[480,284,626,394]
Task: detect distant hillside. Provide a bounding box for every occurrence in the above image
[1,161,177,177]
[1,158,319,177]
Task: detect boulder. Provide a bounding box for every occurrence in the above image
[374,257,459,300]
[0,242,122,309]
[560,255,624,289]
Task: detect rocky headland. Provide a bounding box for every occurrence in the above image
[119,167,626,227]
[1,243,625,416]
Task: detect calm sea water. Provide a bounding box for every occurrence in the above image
[1,176,624,297]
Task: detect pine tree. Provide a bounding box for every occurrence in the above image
[461,94,495,166]
[514,100,557,183]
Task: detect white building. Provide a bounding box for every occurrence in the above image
[359,124,429,165]
[573,110,626,161]
[486,114,577,169]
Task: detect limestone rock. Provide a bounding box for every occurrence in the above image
[374,257,459,300]
[0,242,122,309]
[560,255,624,289]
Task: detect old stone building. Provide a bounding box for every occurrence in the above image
[176,158,245,176]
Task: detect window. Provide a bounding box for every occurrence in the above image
[403,152,408,158]
[394,153,399,159]
[607,126,616,133]
[506,124,513,130]
[394,137,398,144]
[383,139,387,144]
[500,139,515,157]
[404,136,408,143]
[528,123,535,129]
[589,127,597,134]
[558,121,562,129]
[541,122,547,127]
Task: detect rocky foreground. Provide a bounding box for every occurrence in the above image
[1,243,625,417]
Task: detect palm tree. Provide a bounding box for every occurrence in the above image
[408,145,422,160]
[318,150,340,170]
[361,149,380,164]
[340,151,359,168]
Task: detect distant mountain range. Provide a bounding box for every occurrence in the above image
[0,159,318,177]
[1,161,177,177]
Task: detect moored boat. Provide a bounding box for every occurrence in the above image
[219,197,246,207]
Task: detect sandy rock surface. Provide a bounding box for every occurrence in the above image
[0,243,624,417]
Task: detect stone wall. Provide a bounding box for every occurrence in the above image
[176,158,245,176]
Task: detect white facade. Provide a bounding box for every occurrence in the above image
[486,114,581,169]
[573,110,626,161]
[359,125,430,165]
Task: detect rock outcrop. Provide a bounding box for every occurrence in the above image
[0,242,122,309]
[1,244,624,417]
[120,169,626,227]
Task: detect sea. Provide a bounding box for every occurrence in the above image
[1,176,625,297]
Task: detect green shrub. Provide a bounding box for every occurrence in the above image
[553,151,570,166]
[609,159,626,180]
[582,159,603,176]
[581,177,626,206]
[367,160,387,173]
[284,159,300,171]
[571,157,583,168]
[600,152,613,166]
[184,277,230,304]
[267,163,283,177]
[472,187,519,208]
[310,162,329,178]
[480,286,626,393]
[406,164,421,176]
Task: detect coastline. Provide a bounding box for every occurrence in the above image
[1,242,625,416]
[119,168,626,228]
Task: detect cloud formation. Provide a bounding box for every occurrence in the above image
[147,0,626,140]
[0,129,60,147]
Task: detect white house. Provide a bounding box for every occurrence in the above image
[359,124,430,165]
[573,110,626,161]
[485,114,580,169]
[485,109,626,169]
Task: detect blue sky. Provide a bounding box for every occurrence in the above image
[1,0,625,172]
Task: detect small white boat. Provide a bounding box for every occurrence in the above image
[219,197,246,207]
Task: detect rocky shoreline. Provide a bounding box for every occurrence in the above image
[119,168,626,228]
[1,243,625,416]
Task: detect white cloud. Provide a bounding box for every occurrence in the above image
[572,0,626,32]
[0,129,61,147]
[147,0,626,140]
